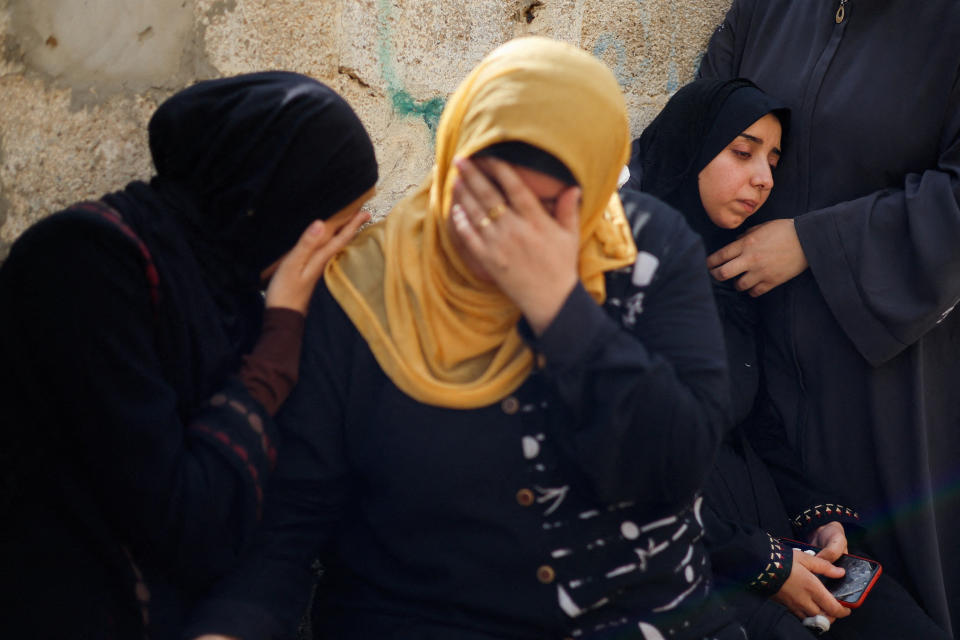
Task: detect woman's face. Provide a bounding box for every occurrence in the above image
[697,113,782,229]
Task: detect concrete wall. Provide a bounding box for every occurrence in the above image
[0,0,731,261]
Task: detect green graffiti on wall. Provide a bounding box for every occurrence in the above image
[376,0,446,133]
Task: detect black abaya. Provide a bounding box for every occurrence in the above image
[701,1,960,634]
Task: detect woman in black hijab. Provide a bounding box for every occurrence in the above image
[626,78,950,639]
[626,78,789,423]
[0,71,377,638]
[626,78,856,635]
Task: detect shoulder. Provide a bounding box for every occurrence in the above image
[603,191,709,328]
[8,203,143,261]
[303,278,363,361]
[1,202,151,299]
[619,189,703,262]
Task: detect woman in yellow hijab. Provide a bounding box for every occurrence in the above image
[192,37,741,640]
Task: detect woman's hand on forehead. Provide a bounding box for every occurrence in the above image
[449,155,581,335]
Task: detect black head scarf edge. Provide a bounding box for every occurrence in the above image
[146,70,379,275]
[101,72,378,400]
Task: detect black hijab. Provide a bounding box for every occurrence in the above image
[627,78,788,253]
[473,141,578,186]
[102,72,378,404]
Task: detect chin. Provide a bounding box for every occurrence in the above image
[718,217,747,230]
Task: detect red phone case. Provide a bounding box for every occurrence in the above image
[779,537,883,608]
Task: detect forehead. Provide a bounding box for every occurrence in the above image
[741,113,782,143]
[497,163,571,198]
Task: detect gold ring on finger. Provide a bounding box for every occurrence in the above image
[487,203,507,221]
[478,216,493,229]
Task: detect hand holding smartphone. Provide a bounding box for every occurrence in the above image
[779,538,882,608]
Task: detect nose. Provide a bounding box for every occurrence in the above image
[751,161,774,191]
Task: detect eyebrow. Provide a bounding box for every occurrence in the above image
[738,133,782,157]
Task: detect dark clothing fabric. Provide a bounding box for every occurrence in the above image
[0,73,378,639]
[0,205,281,639]
[188,192,743,640]
[717,573,953,640]
[700,1,960,634]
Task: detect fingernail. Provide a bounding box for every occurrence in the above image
[308,220,324,236]
[452,204,465,219]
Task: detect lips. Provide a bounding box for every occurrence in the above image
[738,199,758,214]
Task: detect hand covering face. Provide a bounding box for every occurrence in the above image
[104,71,378,389]
[325,37,636,409]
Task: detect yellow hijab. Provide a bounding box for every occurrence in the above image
[325,37,636,409]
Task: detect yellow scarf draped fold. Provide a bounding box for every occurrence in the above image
[325,37,637,409]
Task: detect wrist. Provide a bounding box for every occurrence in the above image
[520,273,578,335]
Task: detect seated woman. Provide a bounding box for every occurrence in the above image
[188,37,743,640]
[0,72,377,638]
[626,77,950,640]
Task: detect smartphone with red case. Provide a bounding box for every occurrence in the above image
[779,538,882,608]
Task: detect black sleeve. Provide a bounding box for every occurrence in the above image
[794,72,960,366]
[697,0,748,80]
[1,210,279,583]
[185,283,353,638]
[746,397,864,540]
[703,501,792,596]
[520,193,729,506]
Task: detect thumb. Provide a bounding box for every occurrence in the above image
[555,186,581,233]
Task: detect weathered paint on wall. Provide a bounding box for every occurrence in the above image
[0,0,732,261]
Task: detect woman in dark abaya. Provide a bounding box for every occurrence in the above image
[626,77,950,639]
[699,1,960,635]
[0,71,377,638]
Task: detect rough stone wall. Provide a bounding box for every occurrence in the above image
[0,0,731,261]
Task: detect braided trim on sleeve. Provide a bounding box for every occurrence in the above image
[792,503,860,536]
[208,392,278,468]
[746,533,792,596]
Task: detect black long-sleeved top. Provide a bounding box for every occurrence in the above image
[0,203,301,638]
[188,192,744,640]
[700,280,861,598]
[700,0,960,634]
